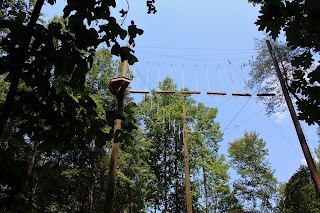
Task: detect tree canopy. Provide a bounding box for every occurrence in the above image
[248,0,320,125]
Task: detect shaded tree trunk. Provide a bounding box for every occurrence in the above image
[71,181,80,213]
[0,0,44,137]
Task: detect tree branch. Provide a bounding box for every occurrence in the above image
[0,0,44,137]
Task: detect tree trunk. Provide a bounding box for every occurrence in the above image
[0,0,45,137]
[70,182,80,213]
[27,141,40,176]
[88,183,94,213]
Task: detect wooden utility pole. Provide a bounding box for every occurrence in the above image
[183,104,193,213]
[203,167,209,213]
[104,45,131,213]
[266,40,320,194]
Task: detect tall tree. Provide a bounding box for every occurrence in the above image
[228,131,278,212]
[0,0,152,211]
[248,0,320,125]
[247,38,308,114]
[277,165,320,213]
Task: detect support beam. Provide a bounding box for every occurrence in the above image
[183,105,193,213]
[266,39,320,194]
[104,44,130,213]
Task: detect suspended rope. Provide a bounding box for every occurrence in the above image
[181,64,201,95]
[218,65,224,91]
[230,61,251,97]
[206,65,211,91]
[156,63,175,94]
[129,63,149,94]
[207,65,226,95]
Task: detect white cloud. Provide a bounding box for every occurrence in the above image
[273,111,287,123]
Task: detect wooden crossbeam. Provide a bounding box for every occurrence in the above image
[232,92,252,97]
[129,90,149,94]
[181,91,201,95]
[257,93,276,97]
[207,91,227,95]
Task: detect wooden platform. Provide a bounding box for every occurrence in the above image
[207,91,227,95]
[108,77,131,96]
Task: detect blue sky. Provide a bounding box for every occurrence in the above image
[43,0,319,183]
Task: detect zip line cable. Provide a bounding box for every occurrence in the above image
[138,60,249,67]
[134,51,253,62]
[224,109,264,131]
[222,95,253,132]
[136,50,257,57]
[135,47,260,51]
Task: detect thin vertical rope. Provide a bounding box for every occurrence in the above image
[228,61,235,92]
[171,64,173,91]
[205,65,211,91]
[218,65,224,91]
[195,65,199,91]
[158,64,160,90]
[136,72,140,90]
[163,110,165,124]
[132,65,136,89]
[182,64,185,91]
[240,65,247,84]
[145,63,149,91]
[157,64,160,116]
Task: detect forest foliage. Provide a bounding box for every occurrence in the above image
[1,0,320,212]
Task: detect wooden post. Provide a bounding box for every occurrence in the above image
[104,44,130,213]
[183,105,193,213]
[203,167,209,213]
[266,40,320,194]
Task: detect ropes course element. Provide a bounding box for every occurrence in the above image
[206,65,226,95]
[156,64,175,94]
[181,65,201,95]
[129,64,150,94]
[228,62,251,97]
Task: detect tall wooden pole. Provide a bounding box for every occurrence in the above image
[266,40,320,194]
[104,44,130,213]
[183,104,193,213]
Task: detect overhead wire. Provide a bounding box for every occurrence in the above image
[134,51,253,62]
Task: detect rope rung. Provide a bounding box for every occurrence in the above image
[232,92,251,97]
[181,91,201,95]
[129,90,150,94]
[207,91,227,95]
[257,93,276,97]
